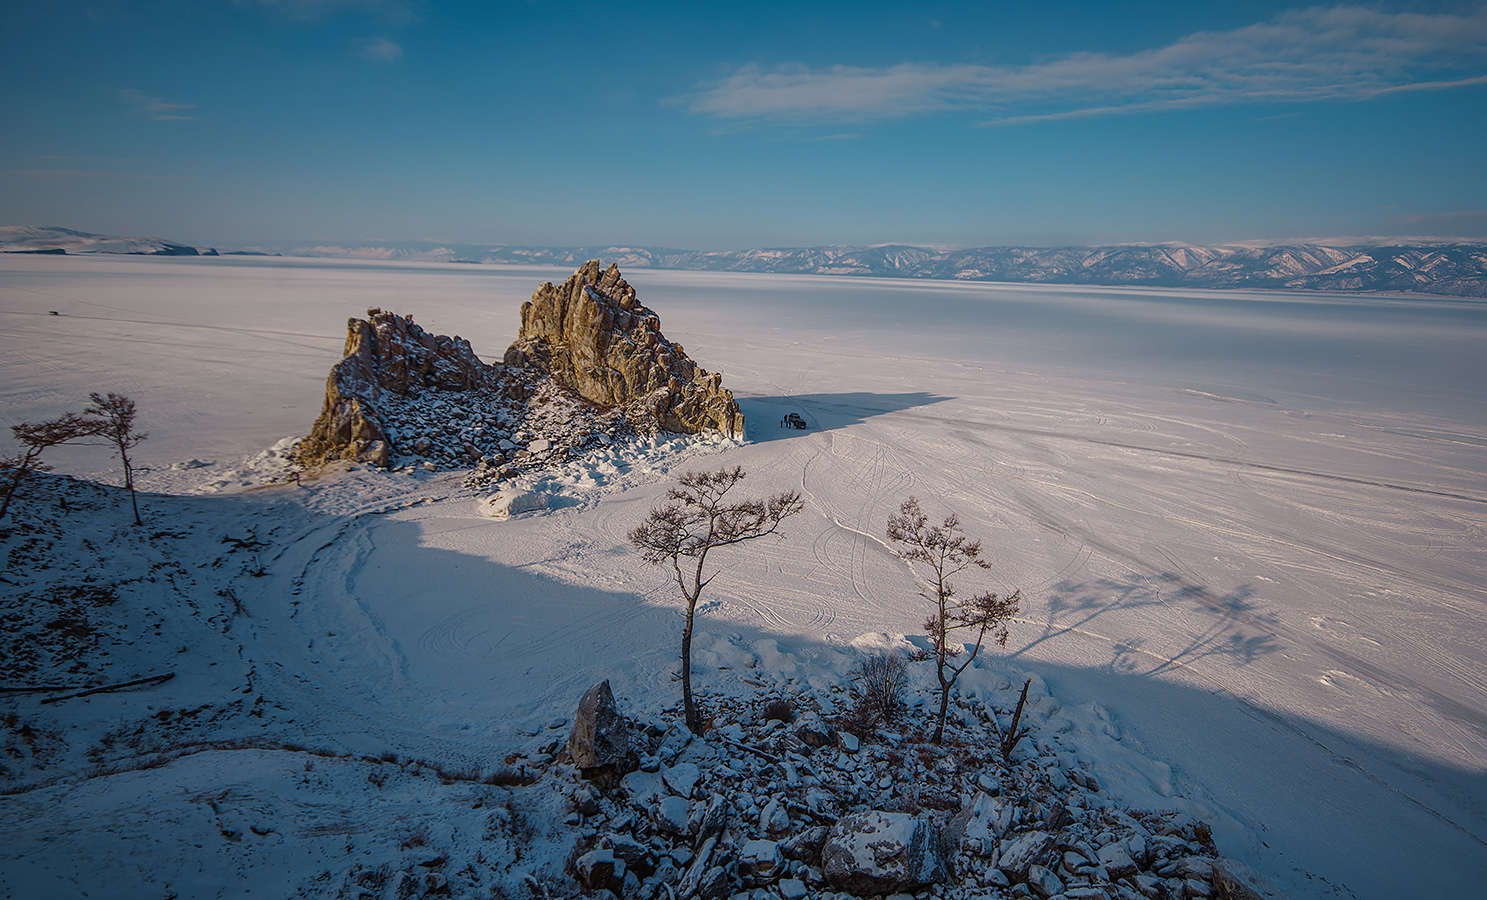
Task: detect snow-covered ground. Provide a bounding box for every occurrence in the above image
[2,254,1485,898]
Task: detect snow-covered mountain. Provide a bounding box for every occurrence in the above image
[6,226,1486,296]
[0,226,216,257]
[227,237,1487,298]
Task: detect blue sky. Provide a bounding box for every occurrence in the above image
[2,1,1485,249]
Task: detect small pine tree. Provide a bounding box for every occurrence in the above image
[84,393,147,525]
[0,412,101,521]
[629,466,803,733]
[888,496,1021,743]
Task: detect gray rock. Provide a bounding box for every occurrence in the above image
[568,680,629,772]
[1026,863,1065,898]
[598,834,650,869]
[651,795,691,834]
[780,825,831,862]
[1098,841,1138,879]
[662,762,700,799]
[793,713,835,748]
[820,810,949,895]
[951,793,1017,853]
[573,848,623,891]
[778,877,809,900]
[997,830,1056,879]
[738,839,785,884]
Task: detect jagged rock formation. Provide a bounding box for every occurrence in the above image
[298,309,501,468]
[298,262,744,472]
[504,260,744,439]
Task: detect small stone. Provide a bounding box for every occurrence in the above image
[1026,864,1064,899]
[738,839,785,884]
[651,795,691,834]
[997,830,1056,879]
[836,732,860,753]
[663,762,700,799]
[573,848,623,890]
[1097,842,1138,879]
[778,878,808,900]
[760,798,791,835]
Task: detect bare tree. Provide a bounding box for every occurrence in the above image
[1,412,101,521]
[84,392,147,525]
[629,466,803,733]
[888,496,1021,743]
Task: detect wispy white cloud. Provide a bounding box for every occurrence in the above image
[118,88,199,121]
[361,37,404,63]
[685,5,1487,125]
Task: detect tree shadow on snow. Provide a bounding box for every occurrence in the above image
[7,475,1487,900]
[738,391,953,443]
[1012,573,1282,677]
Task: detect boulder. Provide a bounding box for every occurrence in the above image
[573,848,623,891]
[997,829,1056,880]
[738,839,785,884]
[1096,840,1138,879]
[950,792,1017,853]
[1026,863,1064,899]
[820,810,949,894]
[504,260,745,439]
[568,680,630,772]
[661,762,700,799]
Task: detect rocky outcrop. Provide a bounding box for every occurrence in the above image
[820,810,950,894]
[298,263,744,471]
[504,260,744,439]
[298,309,498,468]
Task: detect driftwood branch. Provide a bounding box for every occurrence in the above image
[40,672,175,705]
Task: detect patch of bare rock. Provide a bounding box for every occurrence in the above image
[296,260,744,479]
[512,681,1290,900]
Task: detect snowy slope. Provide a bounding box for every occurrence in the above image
[0,226,213,257]
[2,255,1485,898]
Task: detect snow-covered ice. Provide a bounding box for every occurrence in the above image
[2,254,1485,898]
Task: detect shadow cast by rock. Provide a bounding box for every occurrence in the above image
[738,391,953,443]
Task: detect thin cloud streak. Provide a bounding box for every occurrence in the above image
[118,88,199,121]
[361,37,404,63]
[687,5,1487,125]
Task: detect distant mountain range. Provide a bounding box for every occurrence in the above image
[6,226,1486,298]
[0,225,215,257]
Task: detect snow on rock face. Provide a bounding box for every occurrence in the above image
[567,680,630,771]
[819,810,950,894]
[504,259,746,439]
[297,265,746,483]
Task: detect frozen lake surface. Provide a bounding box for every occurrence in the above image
[2,254,1485,897]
